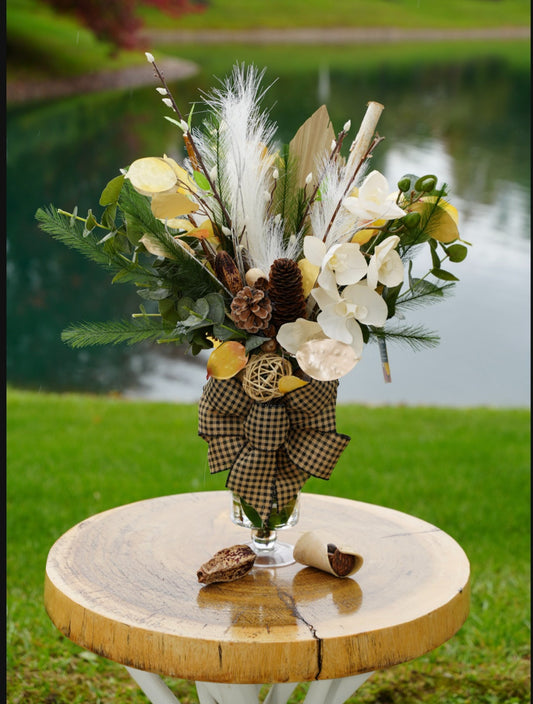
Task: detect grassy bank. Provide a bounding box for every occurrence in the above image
[7,0,531,84]
[7,388,530,703]
[140,0,530,30]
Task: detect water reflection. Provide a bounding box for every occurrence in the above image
[6,53,530,405]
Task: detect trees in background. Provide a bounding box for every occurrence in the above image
[43,0,206,50]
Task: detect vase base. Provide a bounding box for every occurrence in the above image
[248,541,295,568]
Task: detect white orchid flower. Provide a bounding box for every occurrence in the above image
[343,170,406,224]
[276,318,327,356]
[366,235,404,290]
[312,282,388,352]
[303,237,368,294]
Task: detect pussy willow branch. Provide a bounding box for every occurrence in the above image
[148,57,233,230]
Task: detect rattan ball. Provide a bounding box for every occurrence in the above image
[241,353,293,402]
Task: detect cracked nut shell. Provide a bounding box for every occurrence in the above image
[197,544,256,584]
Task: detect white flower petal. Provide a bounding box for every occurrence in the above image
[345,318,364,356]
[276,319,326,356]
[311,284,339,310]
[343,283,388,326]
[316,266,338,295]
[317,306,353,345]
[303,236,326,266]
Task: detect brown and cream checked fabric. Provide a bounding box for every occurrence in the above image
[198,377,351,524]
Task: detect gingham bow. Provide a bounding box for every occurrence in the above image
[198,377,351,523]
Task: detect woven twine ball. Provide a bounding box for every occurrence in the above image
[241,353,293,402]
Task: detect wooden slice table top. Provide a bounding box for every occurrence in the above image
[44,491,470,684]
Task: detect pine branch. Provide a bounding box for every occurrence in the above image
[369,324,440,351]
[395,280,456,311]
[36,205,158,285]
[61,318,175,348]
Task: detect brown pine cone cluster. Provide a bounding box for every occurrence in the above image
[268,258,307,330]
[231,286,273,333]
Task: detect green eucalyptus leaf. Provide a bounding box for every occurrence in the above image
[177,297,196,321]
[193,170,211,191]
[101,203,117,229]
[245,335,267,353]
[136,287,171,301]
[85,210,98,232]
[212,323,240,341]
[431,268,459,282]
[158,298,179,325]
[205,292,226,324]
[99,174,125,206]
[430,246,441,269]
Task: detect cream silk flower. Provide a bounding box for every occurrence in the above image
[366,235,404,290]
[343,170,406,224]
[303,237,368,294]
[312,282,388,352]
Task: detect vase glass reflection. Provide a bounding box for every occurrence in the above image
[231,491,300,567]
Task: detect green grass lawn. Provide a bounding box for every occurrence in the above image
[7,388,530,703]
[141,0,530,30]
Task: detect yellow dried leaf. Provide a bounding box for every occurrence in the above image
[351,219,386,245]
[420,196,459,225]
[163,156,197,194]
[139,233,175,259]
[278,375,309,394]
[298,258,320,297]
[207,341,248,379]
[126,157,177,196]
[151,192,199,220]
[410,200,460,243]
[165,218,196,231]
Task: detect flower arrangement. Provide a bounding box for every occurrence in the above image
[36,57,469,392]
[36,56,472,537]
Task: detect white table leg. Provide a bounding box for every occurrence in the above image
[125,666,181,704]
[303,672,374,704]
[196,681,262,704]
[263,682,299,704]
[127,666,374,704]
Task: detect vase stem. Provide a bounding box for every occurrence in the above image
[251,527,277,552]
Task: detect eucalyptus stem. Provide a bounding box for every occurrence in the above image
[58,209,108,231]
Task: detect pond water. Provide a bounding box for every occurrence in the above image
[6,51,530,407]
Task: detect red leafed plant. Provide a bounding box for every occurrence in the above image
[43,0,206,51]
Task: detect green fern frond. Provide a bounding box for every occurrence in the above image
[61,318,175,348]
[369,324,440,351]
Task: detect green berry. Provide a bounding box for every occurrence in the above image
[414,175,437,192]
[397,177,411,192]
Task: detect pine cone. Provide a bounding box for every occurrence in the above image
[231,286,273,333]
[268,258,307,330]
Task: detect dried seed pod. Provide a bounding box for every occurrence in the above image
[294,531,363,578]
[214,251,244,296]
[327,544,357,577]
[197,544,256,584]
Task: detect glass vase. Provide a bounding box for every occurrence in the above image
[231,492,300,567]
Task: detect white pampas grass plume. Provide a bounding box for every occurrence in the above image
[309,155,362,249]
[193,64,294,271]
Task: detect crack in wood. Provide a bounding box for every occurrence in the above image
[275,585,323,679]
